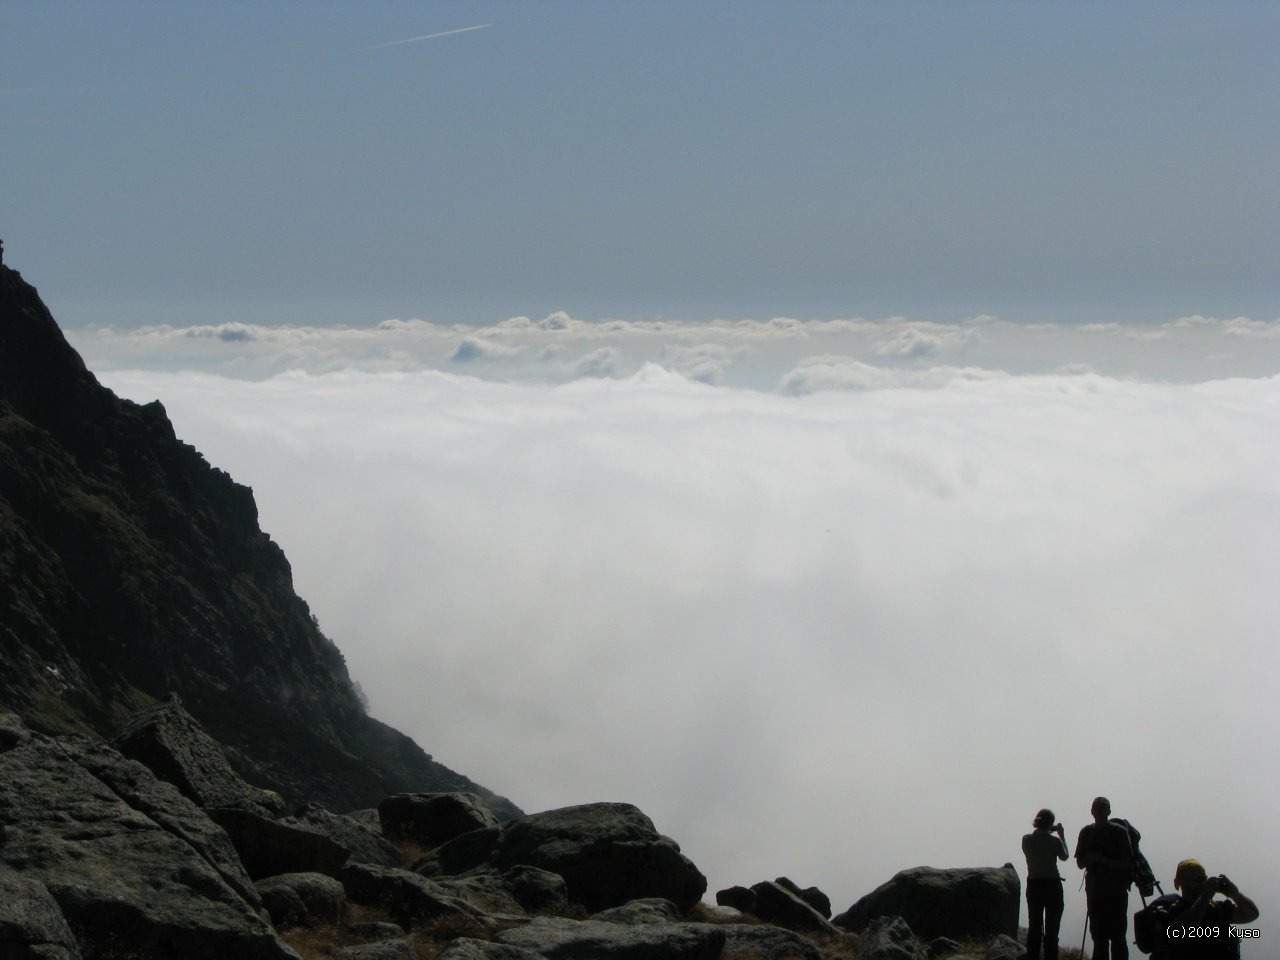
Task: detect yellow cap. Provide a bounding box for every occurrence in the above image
[1174,859,1206,889]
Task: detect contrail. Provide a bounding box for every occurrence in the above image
[364,23,493,50]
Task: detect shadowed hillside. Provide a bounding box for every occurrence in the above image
[0,261,519,818]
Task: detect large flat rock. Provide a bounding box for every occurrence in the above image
[0,721,299,959]
[834,864,1020,942]
[417,802,706,914]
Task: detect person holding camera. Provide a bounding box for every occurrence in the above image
[1074,796,1134,959]
[1147,858,1259,958]
[1022,808,1069,960]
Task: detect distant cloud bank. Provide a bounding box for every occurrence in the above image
[68,311,1280,389]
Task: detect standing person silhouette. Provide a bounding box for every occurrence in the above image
[1022,808,1069,960]
[1074,796,1133,960]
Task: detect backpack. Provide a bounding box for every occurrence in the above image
[1110,816,1157,898]
[1133,892,1181,955]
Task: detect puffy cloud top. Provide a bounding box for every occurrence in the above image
[68,311,1280,388]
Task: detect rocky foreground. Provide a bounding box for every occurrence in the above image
[1,697,1023,960]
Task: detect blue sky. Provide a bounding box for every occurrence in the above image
[5,1,1277,329]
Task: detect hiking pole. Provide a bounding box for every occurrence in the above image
[1076,871,1089,958]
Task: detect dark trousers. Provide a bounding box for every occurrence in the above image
[1086,887,1129,960]
[1026,878,1064,960]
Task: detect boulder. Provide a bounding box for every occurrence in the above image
[927,936,962,958]
[111,696,286,818]
[591,898,682,925]
[858,916,928,960]
[494,916,725,959]
[716,923,825,960]
[430,874,528,917]
[208,807,349,879]
[749,880,841,934]
[714,886,756,913]
[833,865,1020,942]
[411,826,501,874]
[339,863,485,930]
[0,872,83,960]
[58,733,263,906]
[426,864,572,918]
[0,729,298,959]
[774,876,831,918]
[256,872,346,928]
[416,803,706,914]
[255,881,309,930]
[286,803,401,868]
[379,792,499,848]
[500,865,571,914]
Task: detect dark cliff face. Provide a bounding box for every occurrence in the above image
[0,263,519,818]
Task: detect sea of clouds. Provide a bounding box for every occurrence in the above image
[71,312,1279,946]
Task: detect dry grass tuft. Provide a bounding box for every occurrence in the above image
[396,839,430,866]
[284,892,551,959]
[280,921,367,959]
[343,903,394,926]
[804,928,864,959]
[401,912,530,960]
[281,903,422,960]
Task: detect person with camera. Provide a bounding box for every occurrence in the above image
[1022,808,1069,960]
[1074,796,1134,959]
[1147,858,1259,958]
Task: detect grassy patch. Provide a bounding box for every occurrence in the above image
[395,839,430,866]
[282,903,525,960]
[280,923,360,959]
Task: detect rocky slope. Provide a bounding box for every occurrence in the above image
[0,261,518,817]
[1,705,1020,960]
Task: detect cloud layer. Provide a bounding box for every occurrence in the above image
[68,310,1280,390]
[95,360,1280,943]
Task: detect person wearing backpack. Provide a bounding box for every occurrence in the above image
[1141,859,1259,958]
[1022,808,1069,960]
[1074,796,1134,959]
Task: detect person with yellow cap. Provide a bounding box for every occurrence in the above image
[1144,858,1259,958]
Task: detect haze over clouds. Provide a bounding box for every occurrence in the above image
[95,357,1280,945]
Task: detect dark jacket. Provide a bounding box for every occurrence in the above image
[1074,820,1133,893]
